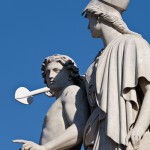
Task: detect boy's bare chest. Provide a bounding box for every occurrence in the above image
[44,99,69,131]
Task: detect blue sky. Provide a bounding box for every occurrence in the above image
[1,0,150,149]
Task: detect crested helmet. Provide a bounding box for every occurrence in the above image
[83,0,130,15]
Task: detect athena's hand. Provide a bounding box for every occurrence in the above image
[13,139,46,150]
[125,127,145,150]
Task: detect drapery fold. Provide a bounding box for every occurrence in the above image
[95,34,150,145]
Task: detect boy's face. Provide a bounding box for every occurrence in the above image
[45,61,69,92]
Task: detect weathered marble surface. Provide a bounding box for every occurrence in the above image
[13,55,90,150]
[83,0,150,150]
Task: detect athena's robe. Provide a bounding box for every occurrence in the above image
[84,34,150,150]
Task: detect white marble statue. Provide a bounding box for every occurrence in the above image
[13,54,90,150]
[82,0,150,150]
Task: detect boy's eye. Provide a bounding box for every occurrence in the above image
[53,68,60,73]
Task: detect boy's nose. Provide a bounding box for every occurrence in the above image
[49,71,55,79]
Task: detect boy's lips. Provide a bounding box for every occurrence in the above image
[49,81,55,84]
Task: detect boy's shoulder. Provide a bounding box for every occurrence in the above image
[62,85,84,102]
[63,85,80,96]
[65,85,80,91]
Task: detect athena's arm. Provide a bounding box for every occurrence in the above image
[126,77,150,148]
